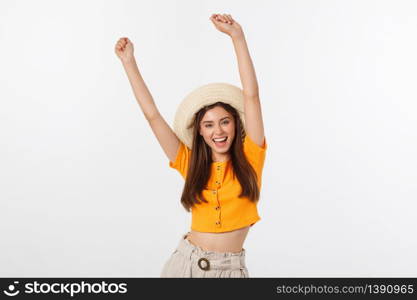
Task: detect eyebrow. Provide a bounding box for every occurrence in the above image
[202,117,231,124]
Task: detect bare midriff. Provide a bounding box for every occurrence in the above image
[186,225,250,253]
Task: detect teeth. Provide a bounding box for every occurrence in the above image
[213,137,227,142]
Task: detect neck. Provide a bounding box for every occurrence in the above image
[212,153,230,162]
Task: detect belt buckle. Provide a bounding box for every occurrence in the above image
[197,257,210,271]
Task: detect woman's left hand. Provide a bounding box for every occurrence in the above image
[209,13,243,38]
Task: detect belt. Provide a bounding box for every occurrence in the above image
[176,233,246,271]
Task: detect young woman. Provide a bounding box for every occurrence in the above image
[115,13,267,278]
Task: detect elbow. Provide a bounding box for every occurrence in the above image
[146,112,161,123]
[243,88,259,99]
[243,92,260,101]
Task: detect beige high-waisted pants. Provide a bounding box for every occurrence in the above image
[160,232,249,278]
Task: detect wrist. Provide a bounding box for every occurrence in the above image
[121,56,136,66]
[230,31,245,41]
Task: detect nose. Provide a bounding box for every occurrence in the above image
[214,125,225,135]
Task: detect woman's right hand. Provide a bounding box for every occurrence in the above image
[115,37,134,63]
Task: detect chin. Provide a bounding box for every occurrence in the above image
[213,144,231,153]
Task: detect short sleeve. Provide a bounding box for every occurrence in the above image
[169,141,192,179]
[243,134,267,178]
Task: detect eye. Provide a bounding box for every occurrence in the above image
[222,120,230,125]
[205,124,213,128]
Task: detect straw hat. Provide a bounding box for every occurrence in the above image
[173,82,246,149]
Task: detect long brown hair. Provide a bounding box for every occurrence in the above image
[180,101,260,212]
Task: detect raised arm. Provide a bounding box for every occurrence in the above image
[115,37,180,162]
[209,14,265,147]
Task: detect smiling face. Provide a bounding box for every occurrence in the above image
[199,105,236,162]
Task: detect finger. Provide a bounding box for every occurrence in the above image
[223,14,232,23]
[220,14,228,23]
[215,14,224,22]
[224,14,232,23]
[211,15,220,22]
[212,15,222,23]
[227,14,234,23]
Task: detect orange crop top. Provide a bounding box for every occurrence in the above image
[169,134,267,233]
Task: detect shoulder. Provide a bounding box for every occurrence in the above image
[243,134,267,154]
[169,141,192,178]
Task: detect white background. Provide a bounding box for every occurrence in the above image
[1,0,416,277]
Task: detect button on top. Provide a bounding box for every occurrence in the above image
[215,221,220,225]
[215,206,220,210]
[216,166,221,170]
